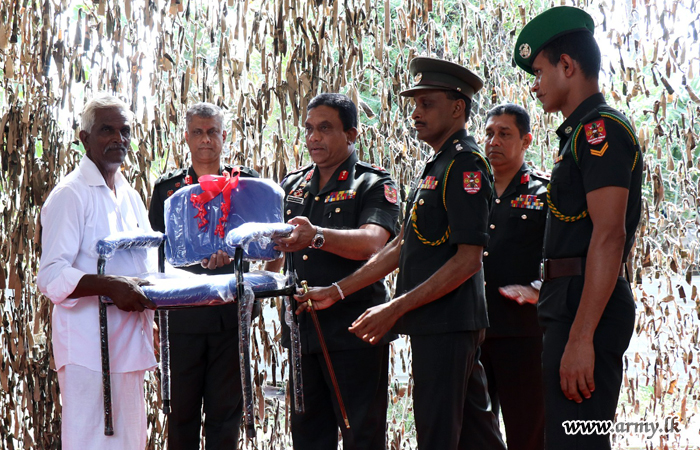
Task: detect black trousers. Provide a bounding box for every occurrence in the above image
[167,327,243,450]
[411,330,506,450]
[290,345,389,450]
[481,336,545,450]
[540,278,635,450]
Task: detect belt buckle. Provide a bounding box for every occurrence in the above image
[540,260,546,281]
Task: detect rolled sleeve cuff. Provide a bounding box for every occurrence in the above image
[449,228,489,247]
[45,267,85,307]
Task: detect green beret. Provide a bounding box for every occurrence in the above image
[400,57,483,99]
[514,6,595,75]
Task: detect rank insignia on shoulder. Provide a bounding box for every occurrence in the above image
[371,164,386,171]
[453,139,459,144]
[521,173,530,184]
[338,170,349,181]
[184,175,193,185]
[511,194,544,210]
[463,172,481,194]
[325,190,356,203]
[455,143,463,151]
[384,185,398,204]
[175,182,181,188]
[167,190,174,197]
[420,176,438,190]
[585,119,606,145]
[590,141,609,157]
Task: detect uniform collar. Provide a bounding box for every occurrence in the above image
[556,93,606,141]
[500,163,531,198]
[311,150,358,195]
[79,155,127,189]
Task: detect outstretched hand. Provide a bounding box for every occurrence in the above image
[499,284,539,305]
[348,302,399,345]
[273,217,316,252]
[294,285,340,314]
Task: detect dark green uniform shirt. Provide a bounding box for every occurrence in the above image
[483,164,547,338]
[393,129,492,335]
[539,93,642,323]
[279,151,400,354]
[148,165,259,333]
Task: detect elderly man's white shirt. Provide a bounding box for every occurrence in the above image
[38,156,157,373]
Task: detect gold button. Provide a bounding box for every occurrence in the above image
[335,207,341,213]
[315,196,320,201]
[286,209,291,215]
[489,224,495,229]
[400,239,405,245]
[302,255,308,261]
[495,198,501,204]
[521,214,527,220]
[418,199,425,205]
[483,251,489,256]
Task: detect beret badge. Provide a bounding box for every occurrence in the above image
[519,43,532,59]
[414,72,423,83]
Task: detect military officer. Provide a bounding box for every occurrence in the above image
[148,102,258,449]
[298,58,505,450]
[514,7,643,449]
[266,93,400,449]
[481,103,546,450]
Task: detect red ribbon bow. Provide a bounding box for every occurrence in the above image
[190,169,240,238]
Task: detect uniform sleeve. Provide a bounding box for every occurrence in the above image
[578,118,637,193]
[148,183,165,233]
[357,174,400,238]
[445,153,491,247]
[36,186,88,307]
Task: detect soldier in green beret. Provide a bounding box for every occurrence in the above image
[298,57,506,450]
[514,7,643,449]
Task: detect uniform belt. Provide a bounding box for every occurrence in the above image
[541,257,625,281]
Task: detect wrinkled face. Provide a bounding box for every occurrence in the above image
[410,90,461,148]
[304,105,354,169]
[530,51,567,114]
[80,107,132,177]
[186,115,227,166]
[484,114,531,171]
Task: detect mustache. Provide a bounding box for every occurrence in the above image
[104,143,128,153]
[414,121,426,127]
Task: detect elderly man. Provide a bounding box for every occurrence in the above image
[148,102,258,449]
[266,93,400,449]
[481,103,546,450]
[37,95,157,448]
[298,60,505,450]
[514,7,643,449]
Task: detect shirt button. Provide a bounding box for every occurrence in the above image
[286,209,291,215]
[483,251,489,256]
[521,214,527,220]
[418,199,425,205]
[315,196,320,201]
[489,224,495,229]
[495,198,501,204]
[400,239,405,245]
[302,254,309,261]
[335,207,341,213]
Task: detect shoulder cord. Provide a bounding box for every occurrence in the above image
[410,159,456,246]
[548,112,640,222]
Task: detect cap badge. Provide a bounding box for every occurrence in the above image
[519,43,532,59]
[414,72,423,84]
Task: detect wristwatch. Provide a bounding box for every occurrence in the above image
[310,227,325,249]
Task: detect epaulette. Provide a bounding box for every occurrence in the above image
[571,107,639,169]
[285,163,314,176]
[357,160,388,173]
[155,167,187,185]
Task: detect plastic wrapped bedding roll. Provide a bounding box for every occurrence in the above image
[96,231,165,259]
[164,177,286,267]
[100,271,289,308]
[225,222,294,261]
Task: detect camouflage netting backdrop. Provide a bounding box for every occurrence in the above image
[1,0,700,448]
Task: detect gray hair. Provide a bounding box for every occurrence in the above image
[81,94,133,132]
[186,102,225,128]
